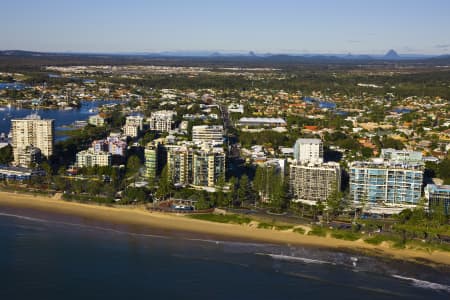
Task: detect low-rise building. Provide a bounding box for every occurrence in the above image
[76,148,111,168]
[0,165,44,181]
[122,115,144,138]
[228,103,244,114]
[122,124,139,138]
[380,148,423,163]
[125,115,144,130]
[17,146,41,167]
[237,117,287,127]
[88,114,106,127]
[192,125,224,146]
[148,110,176,132]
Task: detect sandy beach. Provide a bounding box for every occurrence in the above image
[1,191,449,267]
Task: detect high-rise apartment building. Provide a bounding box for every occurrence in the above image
[167,145,192,186]
[164,144,225,188]
[11,115,54,166]
[349,159,423,206]
[289,162,341,205]
[293,138,323,163]
[192,147,225,187]
[144,140,164,180]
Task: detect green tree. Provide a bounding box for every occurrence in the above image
[227,176,238,207]
[40,161,53,188]
[0,145,13,164]
[269,173,287,212]
[361,147,373,158]
[253,165,265,200]
[126,155,141,179]
[215,174,226,206]
[237,174,250,206]
[326,182,343,220]
[156,165,171,200]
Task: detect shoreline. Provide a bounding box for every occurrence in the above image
[0,191,449,267]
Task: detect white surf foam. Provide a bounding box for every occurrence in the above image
[0,212,49,223]
[0,211,170,240]
[392,275,450,293]
[257,253,332,265]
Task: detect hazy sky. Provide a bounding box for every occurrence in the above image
[2,0,450,54]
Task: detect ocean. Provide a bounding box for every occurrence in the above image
[0,206,449,300]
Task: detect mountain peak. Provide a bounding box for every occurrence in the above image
[384,49,400,59]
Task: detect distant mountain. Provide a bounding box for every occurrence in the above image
[384,49,400,60]
[1,49,449,67]
[344,53,373,60]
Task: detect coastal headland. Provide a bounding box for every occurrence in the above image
[0,191,449,267]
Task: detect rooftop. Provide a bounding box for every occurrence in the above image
[296,138,322,144]
[238,117,286,123]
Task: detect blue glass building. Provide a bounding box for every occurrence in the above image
[425,184,450,215]
[349,160,423,206]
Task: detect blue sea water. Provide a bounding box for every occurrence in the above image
[0,206,449,300]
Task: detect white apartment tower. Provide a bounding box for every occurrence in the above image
[289,162,341,205]
[293,138,323,163]
[11,115,54,165]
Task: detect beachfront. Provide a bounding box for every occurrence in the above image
[0,191,449,267]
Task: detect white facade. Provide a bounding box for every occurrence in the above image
[293,138,323,163]
[228,104,244,114]
[380,148,423,163]
[123,124,139,138]
[125,115,144,130]
[290,162,341,205]
[149,110,176,132]
[76,148,111,168]
[88,115,106,127]
[11,115,54,165]
[192,125,223,145]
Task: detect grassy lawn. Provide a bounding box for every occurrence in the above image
[188,213,251,224]
[330,230,362,241]
[257,222,293,230]
[293,227,305,234]
[308,226,327,237]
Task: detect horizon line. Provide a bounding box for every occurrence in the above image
[1,48,448,57]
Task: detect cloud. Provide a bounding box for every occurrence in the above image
[435,44,450,49]
[346,40,361,43]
